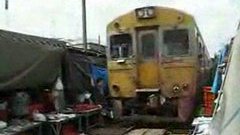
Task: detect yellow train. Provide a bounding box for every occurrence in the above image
[107,6,211,122]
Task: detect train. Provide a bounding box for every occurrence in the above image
[106,6,211,123]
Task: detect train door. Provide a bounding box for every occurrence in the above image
[136,29,160,89]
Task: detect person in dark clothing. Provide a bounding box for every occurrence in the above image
[93,78,108,105]
[93,78,111,116]
[91,78,110,126]
[42,89,55,113]
[92,78,105,105]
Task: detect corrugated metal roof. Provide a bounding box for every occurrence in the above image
[0,29,66,48]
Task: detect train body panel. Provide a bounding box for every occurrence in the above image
[160,64,197,98]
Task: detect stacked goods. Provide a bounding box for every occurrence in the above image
[28,103,46,121]
[203,86,215,116]
[28,103,45,114]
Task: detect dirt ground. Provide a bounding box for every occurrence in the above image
[87,127,191,135]
[87,125,191,135]
[126,129,167,135]
[86,117,192,135]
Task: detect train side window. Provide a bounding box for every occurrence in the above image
[110,34,132,59]
[141,33,155,58]
[163,29,189,56]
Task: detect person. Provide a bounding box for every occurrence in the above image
[93,77,112,122]
[93,78,111,126]
[93,78,109,107]
[42,89,55,113]
[11,89,30,118]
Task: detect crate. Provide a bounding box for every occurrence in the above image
[203,86,215,116]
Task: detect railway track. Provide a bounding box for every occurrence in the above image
[88,123,192,135]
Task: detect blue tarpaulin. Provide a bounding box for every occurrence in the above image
[90,64,108,90]
[211,46,228,93]
[90,64,110,107]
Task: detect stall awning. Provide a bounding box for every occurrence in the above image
[0,29,66,91]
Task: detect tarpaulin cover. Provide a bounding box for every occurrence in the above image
[63,50,91,104]
[0,30,65,91]
[62,48,107,104]
[209,30,240,135]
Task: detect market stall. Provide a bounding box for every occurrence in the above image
[0,29,107,135]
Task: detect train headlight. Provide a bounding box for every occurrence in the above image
[135,6,156,19]
[173,85,181,94]
[182,83,189,89]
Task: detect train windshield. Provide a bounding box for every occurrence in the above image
[163,29,189,56]
[110,34,132,59]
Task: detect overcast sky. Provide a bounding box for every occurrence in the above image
[0,0,239,56]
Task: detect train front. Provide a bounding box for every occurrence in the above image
[107,6,202,122]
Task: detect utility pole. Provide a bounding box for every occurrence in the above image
[82,0,87,52]
[5,0,8,10]
[98,35,101,53]
[98,35,101,45]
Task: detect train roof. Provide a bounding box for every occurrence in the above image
[107,6,196,31]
